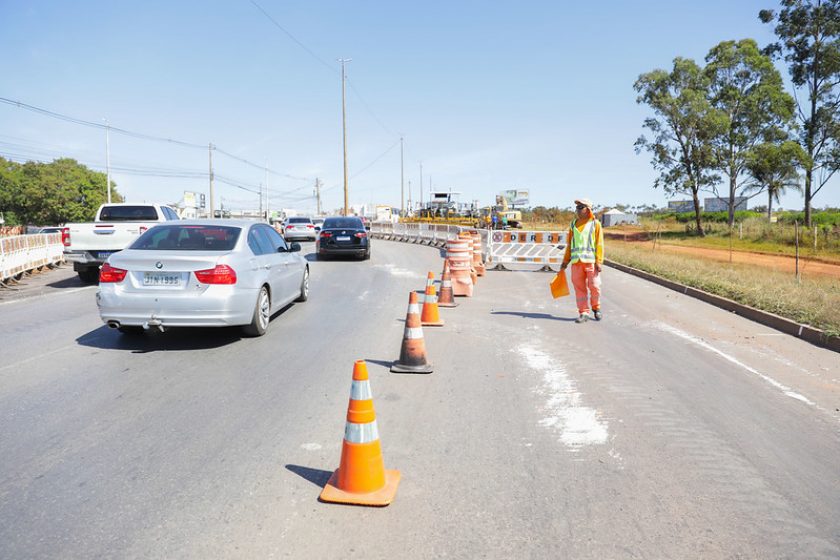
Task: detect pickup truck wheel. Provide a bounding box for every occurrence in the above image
[242,286,270,337]
[78,269,99,284]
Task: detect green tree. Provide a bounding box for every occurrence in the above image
[745,141,807,220]
[760,0,840,226]
[705,38,796,227]
[635,58,727,236]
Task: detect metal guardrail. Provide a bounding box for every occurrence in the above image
[0,233,65,283]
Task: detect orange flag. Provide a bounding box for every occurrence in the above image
[550,270,569,299]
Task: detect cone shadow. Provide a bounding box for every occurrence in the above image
[491,311,576,322]
[285,464,333,488]
[364,358,395,370]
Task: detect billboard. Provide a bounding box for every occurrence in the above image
[668,200,695,213]
[183,191,197,208]
[704,197,747,212]
[500,189,529,206]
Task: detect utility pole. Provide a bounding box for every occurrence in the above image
[259,182,263,219]
[208,143,215,217]
[419,162,423,211]
[104,119,111,203]
[400,136,404,216]
[264,161,269,221]
[407,180,412,214]
[314,177,322,216]
[338,57,352,216]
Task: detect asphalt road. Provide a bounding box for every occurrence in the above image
[1,242,838,559]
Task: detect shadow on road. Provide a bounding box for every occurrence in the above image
[491,310,576,322]
[76,325,244,352]
[285,464,332,488]
[364,358,395,370]
[47,275,85,289]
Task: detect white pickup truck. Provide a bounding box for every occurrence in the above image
[63,203,181,283]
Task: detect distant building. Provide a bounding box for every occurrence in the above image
[601,208,639,227]
[704,197,747,212]
[668,200,696,213]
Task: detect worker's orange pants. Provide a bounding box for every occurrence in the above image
[571,262,601,314]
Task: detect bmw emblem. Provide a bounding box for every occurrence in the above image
[155,262,163,269]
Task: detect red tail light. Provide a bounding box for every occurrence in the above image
[320,231,332,238]
[194,265,237,285]
[99,263,127,283]
[354,232,367,238]
[61,227,71,247]
[286,225,294,229]
[306,224,314,229]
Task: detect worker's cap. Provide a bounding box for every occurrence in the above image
[574,198,593,209]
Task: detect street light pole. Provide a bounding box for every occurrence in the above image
[400,136,404,216]
[104,119,111,203]
[338,57,352,216]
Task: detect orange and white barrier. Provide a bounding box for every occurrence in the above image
[486,230,567,270]
[0,233,64,283]
[446,239,474,296]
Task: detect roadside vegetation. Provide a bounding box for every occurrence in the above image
[607,240,840,337]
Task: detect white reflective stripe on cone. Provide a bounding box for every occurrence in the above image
[404,327,423,339]
[345,420,380,444]
[350,379,373,401]
[442,280,452,287]
[408,303,421,315]
[424,294,437,303]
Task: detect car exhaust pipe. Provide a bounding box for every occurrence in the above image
[107,321,120,329]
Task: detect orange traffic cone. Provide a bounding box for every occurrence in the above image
[391,291,434,373]
[438,260,457,308]
[320,360,401,506]
[420,272,445,327]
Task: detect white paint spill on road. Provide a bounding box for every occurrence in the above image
[518,345,608,450]
[300,443,322,451]
[653,321,816,407]
[373,264,422,278]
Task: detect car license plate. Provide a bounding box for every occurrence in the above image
[143,272,181,286]
[336,236,351,241]
[98,251,113,259]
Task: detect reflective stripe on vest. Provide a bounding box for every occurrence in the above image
[350,379,373,401]
[345,420,379,443]
[570,219,596,264]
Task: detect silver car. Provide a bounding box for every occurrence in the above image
[97,220,309,337]
[282,216,317,241]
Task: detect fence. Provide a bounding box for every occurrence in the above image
[0,233,65,283]
[370,223,565,271]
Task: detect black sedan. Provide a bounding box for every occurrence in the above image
[316,217,370,260]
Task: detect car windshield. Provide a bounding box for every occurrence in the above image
[323,218,363,229]
[130,225,241,251]
[99,205,159,221]
[288,217,311,224]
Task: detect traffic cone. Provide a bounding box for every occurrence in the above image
[438,260,457,308]
[320,360,401,506]
[391,291,434,373]
[420,272,445,327]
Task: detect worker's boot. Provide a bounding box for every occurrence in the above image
[593,310,602,321]
[575,313,589,324]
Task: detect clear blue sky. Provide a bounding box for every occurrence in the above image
[2,0,838,214]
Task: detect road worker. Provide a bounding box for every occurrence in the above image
[560,198,604,323]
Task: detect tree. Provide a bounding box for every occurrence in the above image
[761,0,840,226]
[745,141,807,219]
[0,157,122,225]
[705,39,796,226]
[635,58,727,236]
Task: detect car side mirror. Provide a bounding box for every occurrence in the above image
[289,242,302,252]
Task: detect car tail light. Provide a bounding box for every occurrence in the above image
[61,227,71,247]
[286,225,294,229]
[306,224,314,229]
[354,232,367,238]
[99,263,127,283]
[320,231,332,238]
[194,265,237,285]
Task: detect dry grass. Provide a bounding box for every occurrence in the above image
[607,240,840,337]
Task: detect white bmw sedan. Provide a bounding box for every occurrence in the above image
[97,220,309,336]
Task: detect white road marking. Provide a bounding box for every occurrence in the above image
[0,285,97,306]
[518,345,609,451]
[373,264,422,278]
[653,322,816,407]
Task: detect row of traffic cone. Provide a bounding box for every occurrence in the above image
[320,233,487,507]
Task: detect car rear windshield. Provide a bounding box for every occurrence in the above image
[323,218,363,229]
[288,217,311,224]
[130,225,241,251]
[99,205,160,221]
